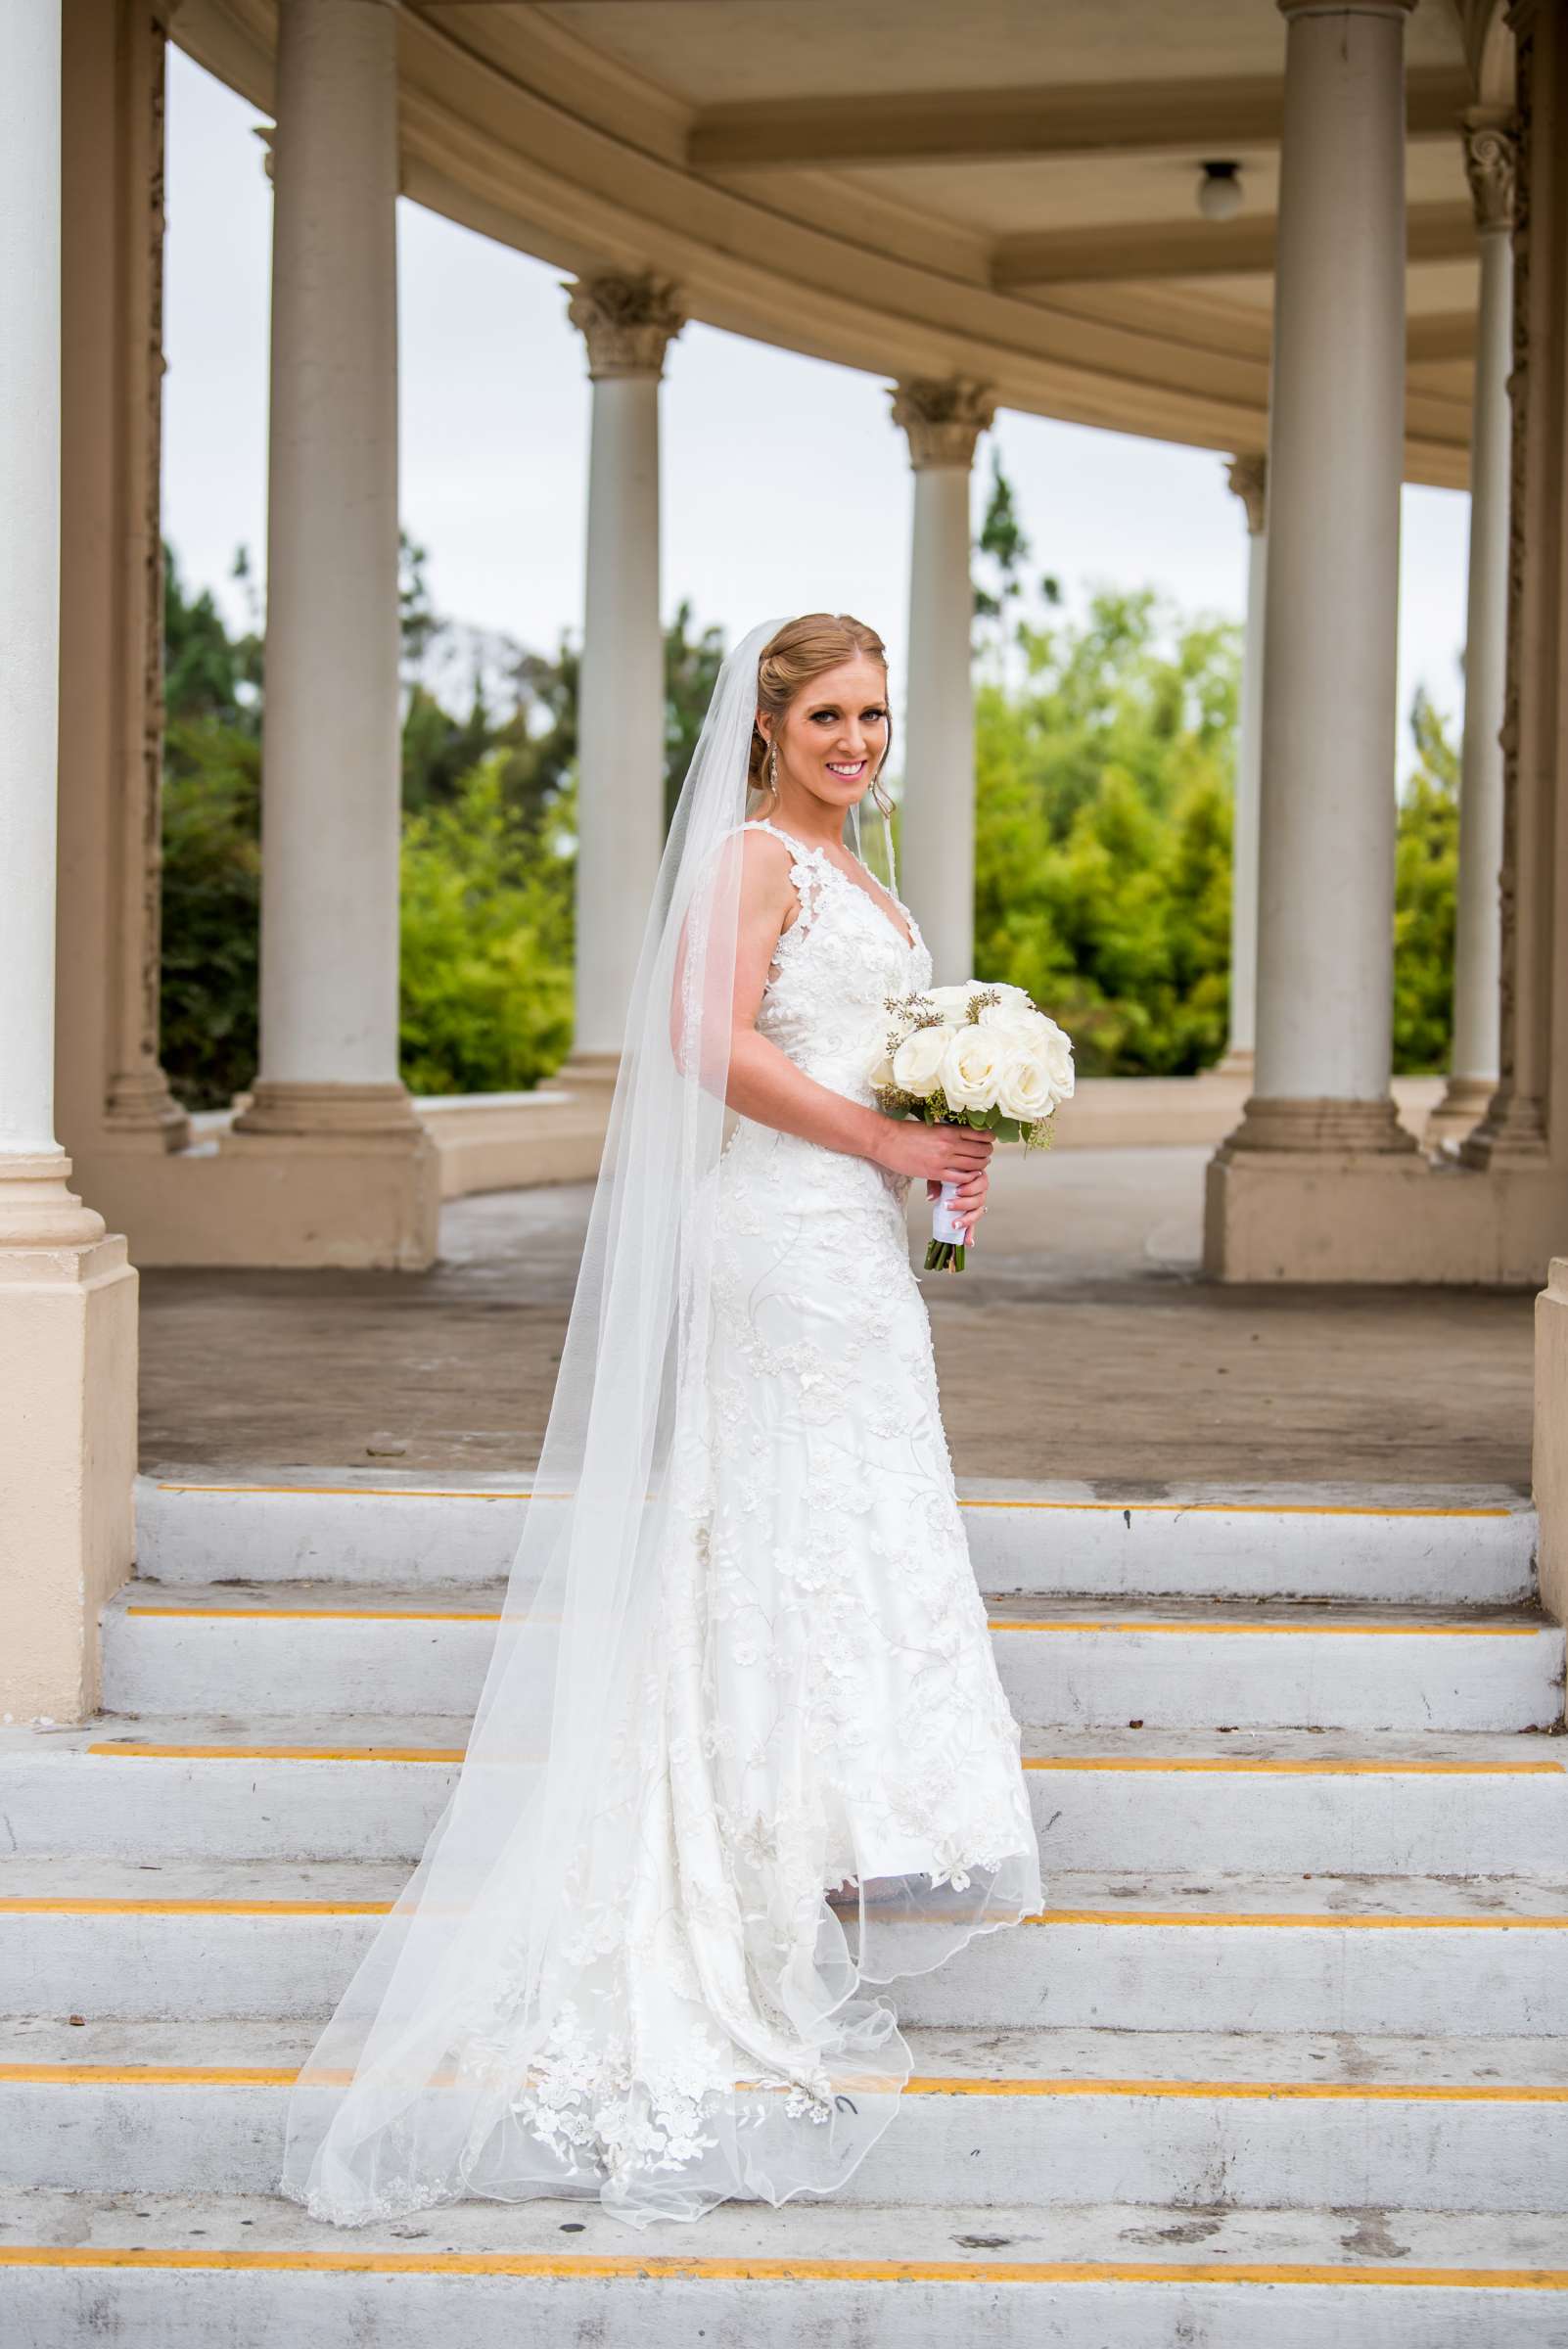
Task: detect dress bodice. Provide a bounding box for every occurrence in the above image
[741,817,934,1104]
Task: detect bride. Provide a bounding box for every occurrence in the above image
[282,613,1041,2232]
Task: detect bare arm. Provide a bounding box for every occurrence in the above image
[725,835,993,1217]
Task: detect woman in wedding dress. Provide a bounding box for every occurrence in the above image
[282,613,1040,2233]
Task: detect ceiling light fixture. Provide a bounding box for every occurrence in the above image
[1197,160,1243,222]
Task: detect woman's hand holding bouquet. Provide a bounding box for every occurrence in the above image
[869,983,1075,1271]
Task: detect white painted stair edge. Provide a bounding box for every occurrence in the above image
[5,1721,1564,1874]
[7,1864,1568,2036]
[4,2190,1567,2348]
[133,1468,1540,1604]
[97,1585,1567,1732]
[6,2018,1568,2214]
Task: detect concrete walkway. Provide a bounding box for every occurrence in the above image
[138,1147,1535,1492]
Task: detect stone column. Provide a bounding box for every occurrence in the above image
[0,0,138,1720]
[892,377,994,985]
[226,0,438,1266]
[1505,0,1568,1610]
[1428,116,1517,1150]
[563,272,683,1073]
[1464,0,1561,1184]
[1219,454,1268,1079]
[1205,0,1420,1279]
[56,0,188,1178]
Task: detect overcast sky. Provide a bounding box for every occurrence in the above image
[162,46,1471,762]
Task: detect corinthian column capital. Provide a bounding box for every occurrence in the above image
[1226,452,1268,535]
[1462,113,1519,233]
[891,377,996,471]
[566,272,685,382]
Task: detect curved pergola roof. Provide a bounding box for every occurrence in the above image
[178,0,1500,488]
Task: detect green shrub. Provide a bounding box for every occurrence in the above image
[159,717,261,1110]
[398,758,574,1096]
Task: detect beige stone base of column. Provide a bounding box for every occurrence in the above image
[1214,1044,1255,1080]
[1205,1135,1568,1285]
[102,1071,191,1151]
[417,1088,611,1197]
[0,1159,137,1723]
[1220,1093,1421,1156]
[70,1084,442,1270]
[212,1090,440,1267]
[72,1135,439,1269]
[1424,1074,1497,1152]
[1535,1260,1568,1624]
[551,1051,622,1095]
[230,1079,425,1137]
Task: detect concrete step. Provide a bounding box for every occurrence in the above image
[7,2017,1568,2214]
[4,2188,1566,2346]
[134,1469,1539,1604]
[99,1583,1566,1733]
[6,1861,1567,2036]
[5,1717,1566,1876]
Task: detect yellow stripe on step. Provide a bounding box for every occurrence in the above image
[153,1479,1519,1520]
[987,1619,1547,1636]
[2,2245,1566,2287]
[151,1485,548,1502]
[5,1897,1568,1930]
[123,1606,500,1623]
[0,2063,305,2086]
[79,1743,1565,1776]
[1023,1754,1566,1775]
[902,2076,1568,2102]
[0,1898,391,1916]
[121,1603,1548,1636]
[6,2062,1565,2106]
[85,1742,468,1763]
[962,1499,1520,1520]
[1037,1909,1568,1930]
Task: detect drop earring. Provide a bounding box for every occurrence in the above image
[768,740,780,800]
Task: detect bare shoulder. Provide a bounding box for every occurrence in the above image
[737,824,797,902]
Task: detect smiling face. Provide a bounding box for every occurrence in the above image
[763,656,891,821]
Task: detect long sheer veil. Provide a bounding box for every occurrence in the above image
[281,618,1032,2233]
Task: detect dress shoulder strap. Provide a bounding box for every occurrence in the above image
[741,816,815,865]
[741,817,829,936]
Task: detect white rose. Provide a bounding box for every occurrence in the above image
[994,1044,1058,1123]
[1035,1016,1076,1101]
[978,998,1051,1046]
[941,1025,1005,1112]
[891,1024,950,1096]
[868,1041,898,1089]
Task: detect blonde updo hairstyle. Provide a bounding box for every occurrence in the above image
[748,612,895,818]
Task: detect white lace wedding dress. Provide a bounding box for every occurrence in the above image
[285,810,1039,2232]
[481,818,1041,2213]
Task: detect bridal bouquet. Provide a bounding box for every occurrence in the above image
[870,983,1075,1271]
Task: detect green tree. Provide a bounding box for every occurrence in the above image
[160,723,261,1112]
[161,543,736,1104]
[399,758,574,1095]
[163,543,261,732]
[664,600,728,826]
[972,588,1241,1073]
[1392,688,1459,1074]
[159,546,263,1107]
[972,454,1060,683]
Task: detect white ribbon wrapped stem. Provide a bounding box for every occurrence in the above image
[933,1177,967,1247]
